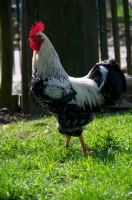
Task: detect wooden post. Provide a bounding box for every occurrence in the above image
[21,0,30,114]
[110,0,120,66]
[94,1,99,63]
[0,0,13,108]
[99,0,108,60]
[122,0,132,75]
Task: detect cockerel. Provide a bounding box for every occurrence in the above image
[29,21,127,155]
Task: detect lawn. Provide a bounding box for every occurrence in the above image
[0,110,132,199]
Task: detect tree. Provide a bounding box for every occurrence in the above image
[25,0,96,117]
[0,0,13,108]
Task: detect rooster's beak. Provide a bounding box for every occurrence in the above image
[28,38,32,41]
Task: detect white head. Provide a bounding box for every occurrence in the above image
[29,21,69,81]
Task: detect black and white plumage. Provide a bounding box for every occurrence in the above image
[29,22,127,155]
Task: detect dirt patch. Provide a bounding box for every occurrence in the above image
[0,108,30,125]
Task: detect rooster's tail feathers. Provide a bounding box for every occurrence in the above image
[88,59,127,105]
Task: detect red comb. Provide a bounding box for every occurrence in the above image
[29,21,45,37]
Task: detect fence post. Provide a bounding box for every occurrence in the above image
[21,0,30,114]
[110,0,120,66]
[123,0,132,75]
[97,0,108,60]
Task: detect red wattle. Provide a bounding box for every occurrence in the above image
[30,39,44,51]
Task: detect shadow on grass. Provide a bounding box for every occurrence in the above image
[90,139,132,163]
[91,145,119,163]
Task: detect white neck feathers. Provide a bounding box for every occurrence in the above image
[32,34,68,81]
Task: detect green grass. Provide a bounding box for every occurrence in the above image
[0,110,132,200]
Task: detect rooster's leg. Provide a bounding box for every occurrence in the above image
[79,135,88,156]
[65,136,71,148]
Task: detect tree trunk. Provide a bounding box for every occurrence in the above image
[0,0,13,108]
[83,0,96,73]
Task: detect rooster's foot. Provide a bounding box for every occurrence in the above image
[79,135,93,156]
[65,136,71,148]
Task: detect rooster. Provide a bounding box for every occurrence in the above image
[29,22,127,155]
